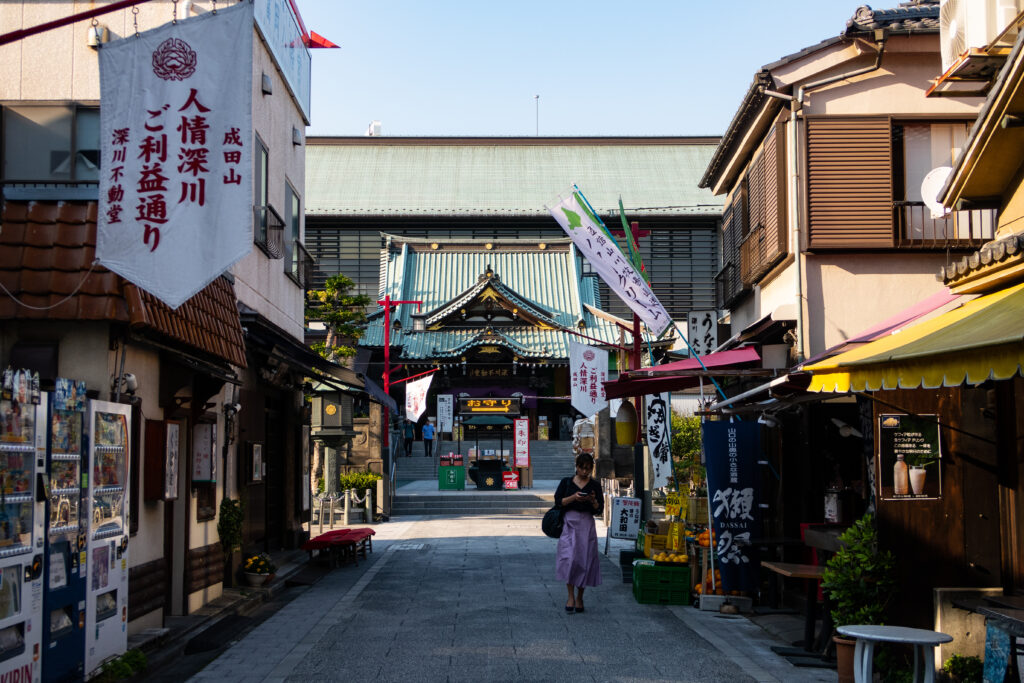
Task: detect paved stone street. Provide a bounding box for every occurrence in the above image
[181,513,834,683]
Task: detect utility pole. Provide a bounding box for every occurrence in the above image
[534,95,539,136]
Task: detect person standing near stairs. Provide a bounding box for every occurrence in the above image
[404,420,415,457]
[422,418,435,458]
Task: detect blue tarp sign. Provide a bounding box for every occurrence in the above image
[701,420,761,594]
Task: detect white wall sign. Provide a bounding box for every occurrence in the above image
[405,374,434,422]
[191,423,216,483]
[437,394,453,433]
[97,3,254,309]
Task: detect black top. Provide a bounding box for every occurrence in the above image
[554,477,604,516]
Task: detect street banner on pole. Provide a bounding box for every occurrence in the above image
[97,3,253,309]
[687,311,718,357]
[405,374,434,422]
[701,420,761,595]
[437,394,453,434]
[514,418,530,468]
[568,340,608,417]
[645,392,671,489]
[549,190,671,336]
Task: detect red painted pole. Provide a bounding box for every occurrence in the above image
[0,0,158,47]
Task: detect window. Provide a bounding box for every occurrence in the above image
[894,122,993,244]
[285,181,301,283]
[254,135,269,243]
[1,105,99,182]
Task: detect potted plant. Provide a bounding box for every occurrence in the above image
[821,513,897,683]
[217,498,244,586]
[242,553,276,587]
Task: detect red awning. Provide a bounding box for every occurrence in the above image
[603,346,762,399]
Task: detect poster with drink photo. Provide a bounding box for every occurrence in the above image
[878,413,942,501]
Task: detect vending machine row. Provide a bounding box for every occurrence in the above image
[0,372,131,683]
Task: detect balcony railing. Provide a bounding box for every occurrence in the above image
[894,202,995,248]
[287,240,316,289]
[253,204,285,259]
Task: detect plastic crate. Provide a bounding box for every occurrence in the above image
[633,576,691,605]
[632,563,690,589]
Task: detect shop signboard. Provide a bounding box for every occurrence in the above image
[609,497,642,540]
[701,420,761,596]
[513,418,530,468]
[878,413,942,501]
[686,311,718,357]
[645,393,671,488]
[457,397,521,415]
[502,471,519,490]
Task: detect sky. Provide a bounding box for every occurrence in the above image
[295,0,864,138]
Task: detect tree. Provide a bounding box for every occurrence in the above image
[305,274,370,359]
[671,414,705,494]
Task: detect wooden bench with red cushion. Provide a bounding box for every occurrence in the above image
[302,528,375,567]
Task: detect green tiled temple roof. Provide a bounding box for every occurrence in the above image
[306,137,723,218]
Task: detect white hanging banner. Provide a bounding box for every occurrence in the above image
[97,3,254,309]
[646,392,671,489]
[405,373,434,422]
[568,340,608,417]
[436,394,453,433]
[549,191,671,336]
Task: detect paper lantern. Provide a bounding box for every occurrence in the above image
[614,400,638,445]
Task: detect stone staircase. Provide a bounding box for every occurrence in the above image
[390,439,574,517]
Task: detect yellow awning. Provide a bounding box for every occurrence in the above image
[805,282,1024,392]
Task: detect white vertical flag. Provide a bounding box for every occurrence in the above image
[568,340,608,417]
[405,374,434,422]
[97,3,254,309]
[646,392,671,488]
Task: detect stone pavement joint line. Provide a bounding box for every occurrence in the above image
[190,516,832,682]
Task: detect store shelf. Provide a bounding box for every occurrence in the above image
[51,452,80,461]
[94,485,124,494]
[92,526,122,540]
[0,492,33,504]
[0,544,31,559]
[94,445,124,453]
[48,524,79,535]
[0,442,34,452]
[51,487,78,496]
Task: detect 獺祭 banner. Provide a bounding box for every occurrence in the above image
[701,420,761,595]
[549,190,671,336]
[645,393,671,489]
[405,373,434,422]
[568,340,608,417]
[97,3,254,309]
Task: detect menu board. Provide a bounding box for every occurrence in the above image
[192,423,216,483]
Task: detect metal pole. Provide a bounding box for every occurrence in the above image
[382,295,391,451]
[343,489,350,526]
[365,488,372,523]
[0,0,158,46]
[318,497,324,535]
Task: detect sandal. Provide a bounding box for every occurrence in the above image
[565,602,575,613]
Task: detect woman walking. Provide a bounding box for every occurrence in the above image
[554,452,603,613]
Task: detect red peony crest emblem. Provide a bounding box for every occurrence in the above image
[152,37,197,81]
[583,350,595,362]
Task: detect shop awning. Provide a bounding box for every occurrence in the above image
[805,282,1024,392]
[603,346,764,399]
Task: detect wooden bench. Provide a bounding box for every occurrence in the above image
[762,561,828,652]
[302,528,376,568]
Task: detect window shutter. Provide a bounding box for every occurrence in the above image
[807,117,893,248]
[741,125,788,285]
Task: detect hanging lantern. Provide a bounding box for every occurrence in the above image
[614,400,638,446]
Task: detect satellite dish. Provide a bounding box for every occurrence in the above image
[921,166,953,219]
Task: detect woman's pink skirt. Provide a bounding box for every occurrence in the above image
[555,510,602,587]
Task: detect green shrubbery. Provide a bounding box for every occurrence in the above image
[93,649,146,681]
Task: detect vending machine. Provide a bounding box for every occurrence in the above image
[83,400,130,678]
[0,370,47,683]
[42,379,88,682]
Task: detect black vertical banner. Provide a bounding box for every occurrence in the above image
[701,420,761,595]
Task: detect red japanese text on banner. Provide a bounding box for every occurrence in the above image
[97,3,254,309]
[568,340,608,417]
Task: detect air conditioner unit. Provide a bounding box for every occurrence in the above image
[940,0,1024,72]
